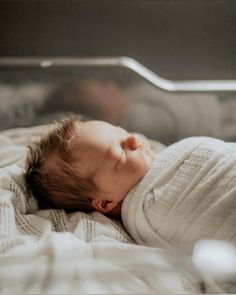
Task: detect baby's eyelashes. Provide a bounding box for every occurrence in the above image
[114,149,124,168]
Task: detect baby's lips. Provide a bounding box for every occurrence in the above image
[135,135,144,148]
[130,133,149,150]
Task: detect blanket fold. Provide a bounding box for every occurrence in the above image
[122,137,236,249]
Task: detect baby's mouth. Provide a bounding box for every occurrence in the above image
[137,137,155,159]
[137,137,150,151]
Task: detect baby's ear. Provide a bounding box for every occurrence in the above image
[92,197,116,213]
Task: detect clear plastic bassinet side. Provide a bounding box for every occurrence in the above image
[0,56,236,144]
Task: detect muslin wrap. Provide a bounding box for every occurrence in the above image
[121,137,236,249]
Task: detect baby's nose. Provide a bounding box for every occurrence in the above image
[121,134,139,150]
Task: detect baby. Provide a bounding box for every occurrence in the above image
[25,116,236,248]
[25,116,155,215]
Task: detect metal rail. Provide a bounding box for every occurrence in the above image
[0,56,236,92]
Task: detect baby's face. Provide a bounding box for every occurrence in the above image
[73,121,155,214]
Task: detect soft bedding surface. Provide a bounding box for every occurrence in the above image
[122,137,236,249]
[0,126,190,294]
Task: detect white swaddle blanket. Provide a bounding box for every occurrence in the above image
[121,137,236,249]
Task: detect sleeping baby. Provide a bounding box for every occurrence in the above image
[25,116,236,249]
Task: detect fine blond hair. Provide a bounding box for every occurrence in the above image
[25,116,96,212]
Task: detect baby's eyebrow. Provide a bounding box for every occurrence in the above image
[116,126,128,135]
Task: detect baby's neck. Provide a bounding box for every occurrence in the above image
[107,201,123,217]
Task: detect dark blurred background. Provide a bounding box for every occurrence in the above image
[0,0,236,80]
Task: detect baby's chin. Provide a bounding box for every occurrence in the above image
[139,141,155,169]
[134,149,154,184]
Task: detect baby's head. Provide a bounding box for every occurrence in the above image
[25,117,154,215]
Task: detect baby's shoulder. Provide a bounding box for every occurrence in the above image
[158,136,231,158]
[167,136,236,158]
[173,136,229,148]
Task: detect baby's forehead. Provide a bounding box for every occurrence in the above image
[72,121,104,145]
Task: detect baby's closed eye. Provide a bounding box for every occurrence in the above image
[114,149,124,168]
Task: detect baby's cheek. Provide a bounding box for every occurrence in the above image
[128,159,147,175]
